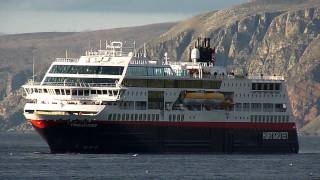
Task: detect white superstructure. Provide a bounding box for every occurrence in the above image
[22,40,292,126]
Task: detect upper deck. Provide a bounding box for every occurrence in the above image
[22,40,285,101]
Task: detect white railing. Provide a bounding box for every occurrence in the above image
[25,80,41,85]
[23,81,122,88]
[247,75,284,81]
[55,58,79,63]
[130,59,149,65]
[41,82,119,88]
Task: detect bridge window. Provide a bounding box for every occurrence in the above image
[50,65,124,75]
[78,90,84,96]
[44,77,118,85]
[84,90,89,96]
[55,89,60,95]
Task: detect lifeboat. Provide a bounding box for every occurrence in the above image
[183,92,225,105]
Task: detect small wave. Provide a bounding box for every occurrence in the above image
[33,151,51,154]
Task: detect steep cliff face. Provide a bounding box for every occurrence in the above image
[146,0,320,129]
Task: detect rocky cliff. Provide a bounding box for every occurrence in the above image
[145,0,320,131]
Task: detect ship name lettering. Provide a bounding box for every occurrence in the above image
[262,132,288,140]
[70,123,97,128]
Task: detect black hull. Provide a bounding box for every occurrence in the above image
[31,120,299,154]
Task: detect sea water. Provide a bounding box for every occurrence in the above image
[0,132,319,180]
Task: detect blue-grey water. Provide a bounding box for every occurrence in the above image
[0,132,319,180]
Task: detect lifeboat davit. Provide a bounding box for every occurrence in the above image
[183,92,225,105]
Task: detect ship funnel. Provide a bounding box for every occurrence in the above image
[193,37,215,65]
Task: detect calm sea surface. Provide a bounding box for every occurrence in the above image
[0,132,319,180]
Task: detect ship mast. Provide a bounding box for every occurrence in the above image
[32,55,34,82]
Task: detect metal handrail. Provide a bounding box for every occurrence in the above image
[24,81,122,88]
[55,58,79,63]
[42,82,118,87]
[247,75,284,80]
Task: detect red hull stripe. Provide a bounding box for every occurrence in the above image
[30,119,297,131]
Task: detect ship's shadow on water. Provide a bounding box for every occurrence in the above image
[1,132,320,180]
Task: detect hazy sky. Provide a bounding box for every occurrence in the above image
[0,0,247,34]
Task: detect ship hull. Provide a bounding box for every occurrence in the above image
[30,120,299,154]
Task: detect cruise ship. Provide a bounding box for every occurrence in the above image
[22,38,299,153]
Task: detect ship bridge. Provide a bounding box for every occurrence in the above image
[22,41,137,103]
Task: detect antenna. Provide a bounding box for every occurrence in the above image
[32,55,35,82]
[133,41,136,57]
[164,52,169,64]
[143,43,146,58]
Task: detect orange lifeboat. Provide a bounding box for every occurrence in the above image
[183,92,225,104]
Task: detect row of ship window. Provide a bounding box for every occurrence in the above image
[169,114,185,122]
[122,79,222,89]
[235,93,285,98]
[27,88,120,96]
[235,103,287,112]
[123,91,285,99]
[107,113,186,122]
[44,77,118,85]
[108,113,160,121]
[223,82,251,88]
[113,101,288,113]
[126,66,175,77]
[221,82,282,91]
[49,65,124,75]
[250,115,290,123]
[124,91,179,97]
[252,83,281,91]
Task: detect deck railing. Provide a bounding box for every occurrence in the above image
[55,58,79,63]
[24,81,120,88]
[247,75,284,81]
